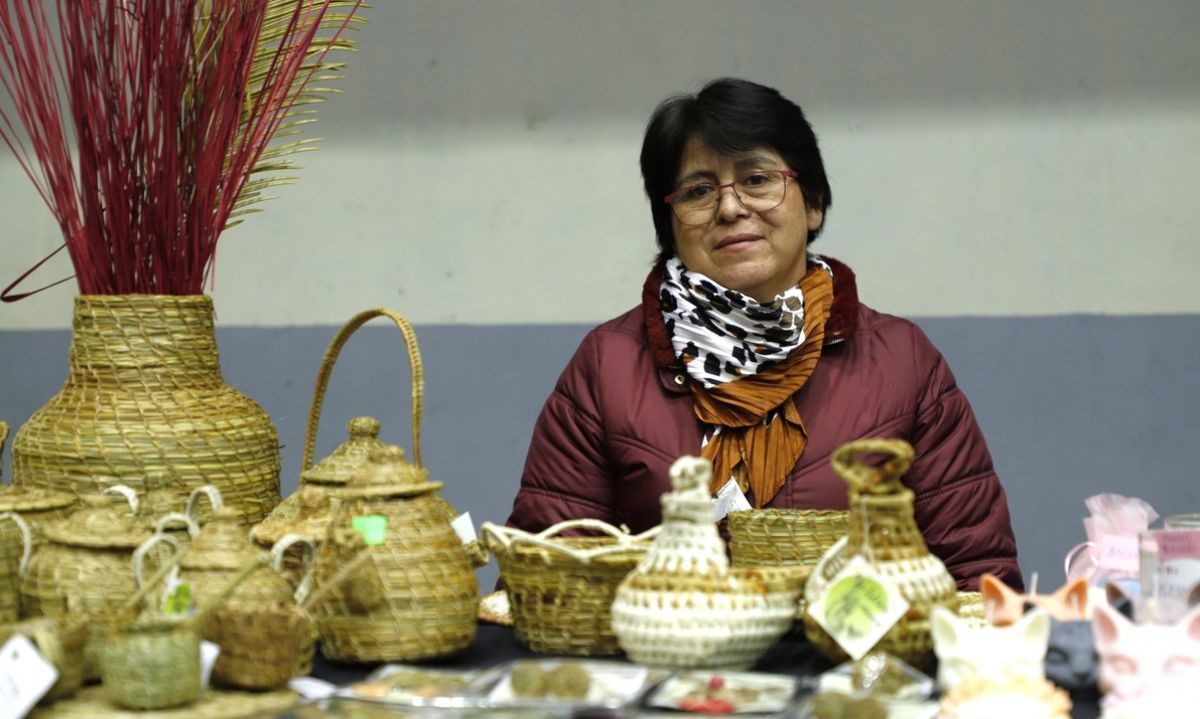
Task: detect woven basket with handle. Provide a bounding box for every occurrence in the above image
[482,519,659,656]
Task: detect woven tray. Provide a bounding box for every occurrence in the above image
[29,686,298,719]
[727,508,849,567]
[482,519,659,656]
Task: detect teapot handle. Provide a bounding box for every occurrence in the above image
[102,484,140,515]
[830,438,914,496]
[185,485,224,522]
[270,533,316,605]
[155,512,201,539]
[132,532,181,592]
[301,308,424,471]
[0,420,8,462]
[0,512,32,576]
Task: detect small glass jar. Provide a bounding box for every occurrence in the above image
[1163,513,1200,530]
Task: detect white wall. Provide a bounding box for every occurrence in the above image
[2,0,1198,328]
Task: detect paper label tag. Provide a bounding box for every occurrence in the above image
[290,676,338,700]
[806,554,910,660]
[711,477,752,521]
[451,512,477,544]
[1098,534,1140,573]
[199,641,220,689]
[351,515,388,546]
[0,633,59,719]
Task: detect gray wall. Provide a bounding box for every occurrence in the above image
[3,316,1197,591]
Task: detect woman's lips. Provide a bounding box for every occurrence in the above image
[715,234,761,251]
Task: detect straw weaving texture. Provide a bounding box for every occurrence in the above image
[728,508,849,567]
[207,604,314,690]
[0,514,29,623]
[28,686,299,719]
[11,295,280,522]
[0,492,75,545]
[955,591,986,628]
[312,493,479,662]
[0,618,86,701]
[802,439,959,665]
[486,530,650,656]
[100,624,201,709]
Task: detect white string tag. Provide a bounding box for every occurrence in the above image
[806,554,909,660]
[451,512,477,544]
[0,633,58,719]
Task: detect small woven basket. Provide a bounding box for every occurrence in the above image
[100,620,201,710]
[728,508,850,567]
[27,686,298,719]
[0,422,78,545]
[481,519,659,656]
[611,457,803,669]
[207,604,314,690]
[802,439,959,665]
[0,512,32,623]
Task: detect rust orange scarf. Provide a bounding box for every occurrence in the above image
[691,267,833,506]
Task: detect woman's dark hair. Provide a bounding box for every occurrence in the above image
[640,78,832,264]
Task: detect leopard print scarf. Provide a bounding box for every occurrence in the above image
[660,256,830,388]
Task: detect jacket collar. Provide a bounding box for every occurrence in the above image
[641,254,860,372]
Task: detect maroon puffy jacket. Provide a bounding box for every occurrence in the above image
[506,257,1021,590]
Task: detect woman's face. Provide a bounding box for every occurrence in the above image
[670,137,823,303]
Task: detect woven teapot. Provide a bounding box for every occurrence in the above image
[0,422,77,545]
[309,443,480,662]
[802,438,959,665]
[0,512,32,624]
[251,416,388,581]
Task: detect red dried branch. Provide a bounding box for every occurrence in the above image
[0,0,361,298]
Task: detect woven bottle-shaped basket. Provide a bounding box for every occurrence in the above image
[0,512,32,623]
[481,519,659,656]
[253,308,485,569]
[802,438,959,665]
[310,443,480,662]
[0,422,78,546]
[610,456,804,669]
[10,295,281,523]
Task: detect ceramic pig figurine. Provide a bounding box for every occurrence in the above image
[1093,602,1200,710]
[931,605,1051,692]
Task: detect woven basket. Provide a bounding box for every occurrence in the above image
[0,423,78,544]
[0,617,87,702]
[956,591,986,628]
[28,686,298,719]
[207,604,315,690]
[611,457,803,669]
[100,619,201,710]
[728,508,850,568]
[0,512,32,623]
[482,519,659,656]
[10,295,280,523]
[802,439,959,665]
[310,446,479,662]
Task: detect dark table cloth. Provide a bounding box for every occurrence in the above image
[309,624,1101,718]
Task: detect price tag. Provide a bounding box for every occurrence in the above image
[451,512,477,544]
[199,641,221,689]
[0,633,58,719]
[806,554,909,660]
[351,515,388,546]
[710,477,752,521]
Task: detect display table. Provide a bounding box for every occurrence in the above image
[309,624,1103,718]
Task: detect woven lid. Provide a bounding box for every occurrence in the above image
[300,416,387,486]
[45,494,151,549]
[0,485,76,513]
[181,507,261,570]
[250,484,335,547]
[342,444,442,498]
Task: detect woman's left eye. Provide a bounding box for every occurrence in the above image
[741,172,770,186]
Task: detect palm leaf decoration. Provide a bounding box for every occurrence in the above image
[227,0,368,228]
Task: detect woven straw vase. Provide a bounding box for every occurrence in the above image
[10,295,280,523]
[802,438,959,665]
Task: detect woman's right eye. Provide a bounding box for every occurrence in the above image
[682,184,714,201]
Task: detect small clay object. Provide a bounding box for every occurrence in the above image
[509,660,547,698]
[546,662,591,699]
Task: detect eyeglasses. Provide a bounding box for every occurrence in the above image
[664,169,798,225]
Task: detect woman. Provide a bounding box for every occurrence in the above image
[505,78,1020,590]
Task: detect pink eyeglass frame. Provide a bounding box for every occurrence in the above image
[663,169,798,205]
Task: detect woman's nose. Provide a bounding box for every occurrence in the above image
[714,186,750,222]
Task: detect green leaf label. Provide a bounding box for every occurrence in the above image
[351,515,388,546]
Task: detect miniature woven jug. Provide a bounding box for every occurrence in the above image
[309,444,479,662]
[611,456,802,669]
[802,438,959,664]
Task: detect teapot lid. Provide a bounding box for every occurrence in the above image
[300,417,388,486]
[0,485,77,513]
[250,484,334,546]
[343,445,442,498]
[45,493,151,549]
[181,506,262,570]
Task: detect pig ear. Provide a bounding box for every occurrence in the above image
[1019,607,1052,647]
[931,605,962,652]
[1093,602,1128,651]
